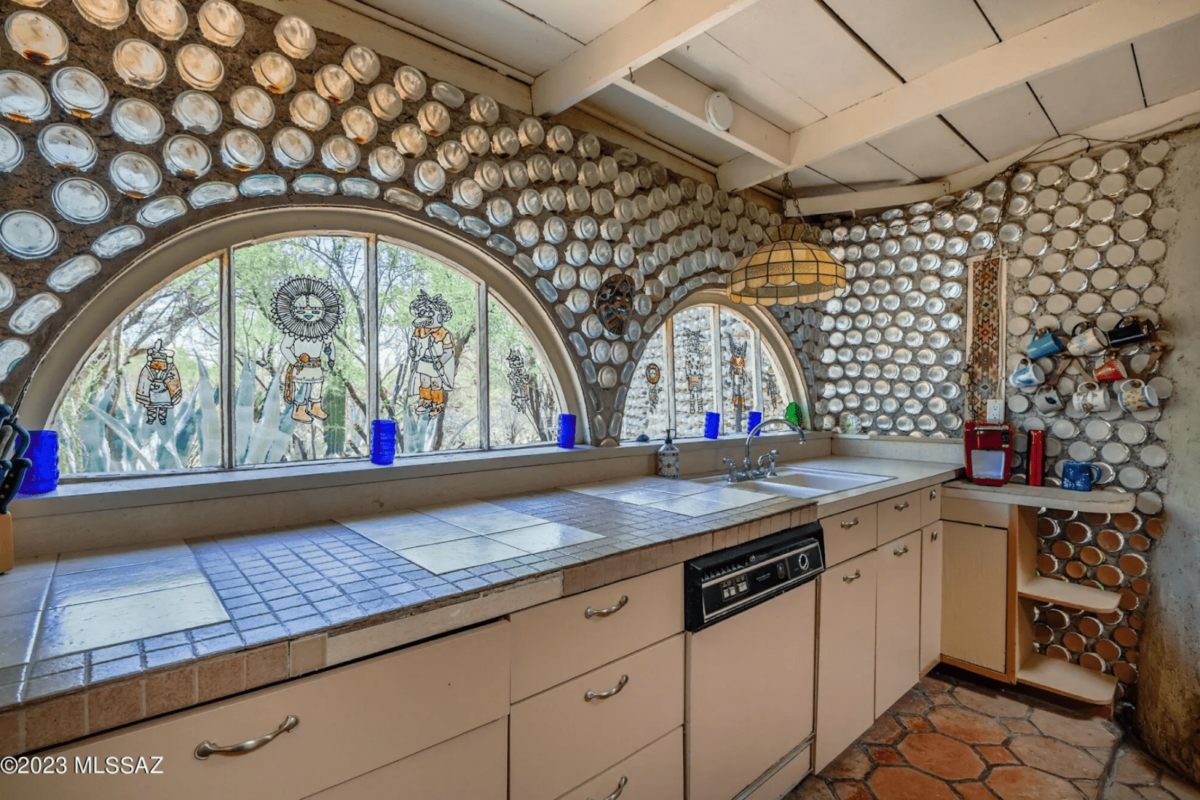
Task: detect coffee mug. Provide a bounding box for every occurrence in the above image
[1009,357,1045,388]
[1092,358,1128,382]
[1062,461,1102,492]
[1026,328,1066,359]
[1117,379,1159,412]
[1033,387,1064,414]
[1107,315,1156,348]
[1067,321,1108,357]
[1072,381,1110,413]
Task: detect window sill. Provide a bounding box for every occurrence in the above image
[14,431,828,519]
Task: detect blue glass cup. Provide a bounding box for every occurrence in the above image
[557,414,576,449]
[1026,328,1066,359]
[747,411,763,436]
[370,419,397,465]
[704,412,720,439]
[1062,461,1101,492]
[18,430,59,495]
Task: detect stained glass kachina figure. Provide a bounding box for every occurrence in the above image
[645,362,661,412]
[271,276,345,424]
[507,348,534,412]
[134,339,182,425]
[408,290,456,418]
[763,365,782,408]
[680,329,706,414]
[728,336,749,431]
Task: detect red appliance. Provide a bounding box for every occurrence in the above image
[963,421,1013,486]
[1028,430,1045,487]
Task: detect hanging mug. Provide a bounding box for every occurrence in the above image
[1026,327,1066,359]
[1117,379,1159,412]
[1009,357,1045,388]
[1106,315,1156,348]
[1072,381,1110,413]
[1033,386,1064,414]
[1067,321,1108,356]
[1092,358,1128,382]
[1062,461,1102,492]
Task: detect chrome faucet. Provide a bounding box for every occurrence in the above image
[722,418,807,483]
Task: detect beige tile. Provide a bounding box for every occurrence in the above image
[246,644,289,689]
[87,679,144,734]
[0,710,19,757]
[290,634,327,677]
[144,666,196,718]
[197,654,245,703]
[24,692,86,751]
[0,571,51,615]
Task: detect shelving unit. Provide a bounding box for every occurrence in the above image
[1017,653,1120,704]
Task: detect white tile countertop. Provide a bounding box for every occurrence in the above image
[0,454,961,756]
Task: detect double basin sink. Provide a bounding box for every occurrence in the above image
[697,465,894,498]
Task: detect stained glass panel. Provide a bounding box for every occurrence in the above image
[487,294,558,446]
[719,309,757,434]
[672,305,714,438]
[760,341,791,420]
[623,324,667,441]
[55,257,222,473]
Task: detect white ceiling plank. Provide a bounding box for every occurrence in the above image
[531,0,764,115]
[941,83,1060,161]
[822,0,998,80]
[586,85,748,165]
[505,0,653,44]
[357,0,580,76]
[1029,45,1144,134]
[663,34,825,130]
[716,0,1200,191]
[1132,15,1200,106]
[706,0,902,114]
[974,0,1100,40]
[614,60,791,167]
[808,144,921,191]
[869,117,986,180]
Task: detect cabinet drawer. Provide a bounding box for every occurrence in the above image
[556,728,683,800]
[878,490,923,545]
[511,565,683,702]
[13,622,510,800]
[942,496,1009,528]
[875,530,922,717]
[305,718,507,800]
[744,745,811,800]
[921,485,942,527]
[820,504,878,566]
[510,634,684,800]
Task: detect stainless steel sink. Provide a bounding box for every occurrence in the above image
[698,466,894,498]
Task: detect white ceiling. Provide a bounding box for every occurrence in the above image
[358,0,1200,198]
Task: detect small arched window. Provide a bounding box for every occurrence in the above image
[623,300,802,441]
[52,232,565,475]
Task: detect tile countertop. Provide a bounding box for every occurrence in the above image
[0,455,959,756]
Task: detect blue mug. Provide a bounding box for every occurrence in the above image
[1062,461,1101,492]
[1026,328,1066,359]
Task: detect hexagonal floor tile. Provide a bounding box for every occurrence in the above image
[1029,708,1118,748]
[927,706,1010,744]
[869,766,959,800]
[987,766,1088,800]
[953,685,1032,718]
[820,745,871,780]
[898,732,986,780]
[1009,735,1105,779]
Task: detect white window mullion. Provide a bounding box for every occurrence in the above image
[663,316,676,439]
[366,235,379,428]
[220,248,235,468]
[478,282,490,450]
[754,329,764,416]
[709,305,722,432]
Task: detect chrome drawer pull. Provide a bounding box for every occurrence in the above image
[929,489,938,500]
[585,595,629,619]
[840,517,859,529]
[194,715,299,760]
[585,675,629,701]
[894,544,909,556]
[931,529,939,541]
[843,569,861,583]
[589,775,628,800]
[894,501,910,511]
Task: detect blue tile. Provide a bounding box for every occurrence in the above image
[142,632,191,651]
[393,589,432,605]
[90,655,143,683]
[211,577,249,590]
[372,574,408,588]
[233,613,277,632]
[358,568,392,579]
[283,616,326,636]
[218,585,258,601]
[441,570,474,582]
[322,605,363,625]
[91,642,141,663]
[454,577,488,591]
[303,586,344,602]
[380,582,417,596]
[508,565,537,577]
[260,586,300,602]
[267,594,309,611]
[145,644,194,668]
[241,625,289,645]
[295,578,333,592]
[191,622,237,641]
[314,596,353,612]
[322,566,354,578]
[415,577,446,589]
[349,588,383,604]
[229,602,270,620]
[328,572,364,585]
[275,604,317,622]
[426,584,458,599]
[253,577,291,592]
[222,592,264,609]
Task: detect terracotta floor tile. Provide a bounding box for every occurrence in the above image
[979,745,1020,765]
[1107,785,1150,800]
[860,714,905,745]
[822,745,871,780]
[898,733,985,780]
[957,782,1001,800]
[919,675,953,692]
[1029,708,1118,749]
[1073,780,1100,799]
[986,765,1088,800]
[833,781,871,800]
[901,715,934,732]
[889,690,933,715]
[931,692,957,705]
[928,707,1011,744]
[953,685,1031,718]
[1005,720,1038,734]
[869,766,959,800]
[867,745,905,765]
[1136,786,1178,800]
[783,776,836,800]
[1008,735,1105,779]
[1162,772,1200,800]
[1114,746,1164,785]
[1086,746,1114,765]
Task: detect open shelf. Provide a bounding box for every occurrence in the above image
[1018,576,1121,613]
[1017,654,1119,704]
[944,481,1137,513]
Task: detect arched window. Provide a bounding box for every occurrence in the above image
[53,233,564,475]
[623,300,802,441]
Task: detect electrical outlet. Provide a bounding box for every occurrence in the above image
[985,399,1003,424]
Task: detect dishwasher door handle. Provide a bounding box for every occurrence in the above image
[842,569,862,583]
[585,595,628,619]
[839,517,860,529]
[585,674,629,701]
[588,775,628,800]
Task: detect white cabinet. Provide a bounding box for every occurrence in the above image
[920,523,944,673]
[874,530,922,717]
[942,520,1009,675]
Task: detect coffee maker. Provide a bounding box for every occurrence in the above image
[963,421,1013,486]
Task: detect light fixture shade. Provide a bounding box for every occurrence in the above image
[728,222,847,306]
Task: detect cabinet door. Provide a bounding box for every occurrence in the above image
[875,530,922,717]
[920,523,944,674]
[942,522,1008,674]
[815,550,877,773]
[556,728,683,800]
[920,485,942,528]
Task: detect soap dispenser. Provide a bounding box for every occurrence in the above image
[657,429,680,479]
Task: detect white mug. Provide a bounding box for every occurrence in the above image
[1034,387,1064,414]
[1067,322,1108,357]
[1072,381,1110,413]
[1117,379,1159,412]
[1009,357,1045,388]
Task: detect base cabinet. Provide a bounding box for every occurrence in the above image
[874,530,922,718]
[556,728,683,800]
[920,523,944,673]
[815,550,878,772]
[942,521,1008,674]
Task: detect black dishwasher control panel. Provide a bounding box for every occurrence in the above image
[683,521,825,631]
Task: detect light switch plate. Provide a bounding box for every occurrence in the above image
[985,399,1003,424]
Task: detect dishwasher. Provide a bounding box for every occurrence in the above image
[684,522,825,800]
